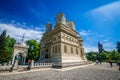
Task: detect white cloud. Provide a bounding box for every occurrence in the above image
[79,30,87,36]
[84,46,98,52]
[84,41,115,52]
[79,30,91,36]
[103,39,109,42]
[0,23,44,42]
[103,41,115,51]
[88,1,120,21]
[82,1,120,52]
[79,29,115,52]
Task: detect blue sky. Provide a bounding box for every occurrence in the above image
[0,0,120,52]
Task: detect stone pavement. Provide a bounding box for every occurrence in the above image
[0,63,120,80]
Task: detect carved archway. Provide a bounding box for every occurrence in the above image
[12,44,29,65]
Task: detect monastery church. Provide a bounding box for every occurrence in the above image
[40,13,86,67]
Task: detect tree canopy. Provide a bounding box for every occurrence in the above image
[0,30,16,63]
[0,30,6,50]
[86,50,120,62]
[25,39,40,61]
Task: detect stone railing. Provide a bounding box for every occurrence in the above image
[0,61,53,72]
[31,62,53,68]
[0,61,92,72]
[0,61,12,71]
[0,61,12,66]
[16,62,53,71]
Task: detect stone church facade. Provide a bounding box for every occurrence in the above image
[40,13,86,67]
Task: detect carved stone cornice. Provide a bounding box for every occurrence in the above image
[42,23,79,40]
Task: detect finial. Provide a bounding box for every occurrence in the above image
[21,33,25,45]
[22,33,25,42]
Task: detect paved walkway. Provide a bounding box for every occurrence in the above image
[0,63,120,80]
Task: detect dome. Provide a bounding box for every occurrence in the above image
[55,13,66,25]
[67,21,75,30]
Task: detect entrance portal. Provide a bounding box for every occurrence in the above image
[15,53,26,65]
[12,44,29,65]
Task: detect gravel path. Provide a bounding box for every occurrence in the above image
[0,63,120,80]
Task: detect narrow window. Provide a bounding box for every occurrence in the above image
[55,45,57,54]
[71,47,73,54]
[58,45,60,53]
[81,50,83,57]
[53,46,54,54]
[76,48,78,54]
[64,45,67,53]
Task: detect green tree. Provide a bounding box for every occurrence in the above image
[0,30,6,49]
[6,35,16,48]
[86,52,98,61]
[5,35,16,62]
[116,41,120,53]
[0,30,16,63]
[100,51,109,61]
[0,30,7,63]
[26,39,40,61]
[85,41,120,62]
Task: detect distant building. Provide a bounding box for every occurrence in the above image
[40,13,86,67]
[98,42,104,53]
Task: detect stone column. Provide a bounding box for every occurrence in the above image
[14,60,18,70]
[23,56,26,64]
[22,56,24,64]
[31,60,34,67]
[23,53,26,64]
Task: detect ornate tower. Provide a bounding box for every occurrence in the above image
[67,21,76,30]
[55,13,66,25]
[46,22,52,32]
